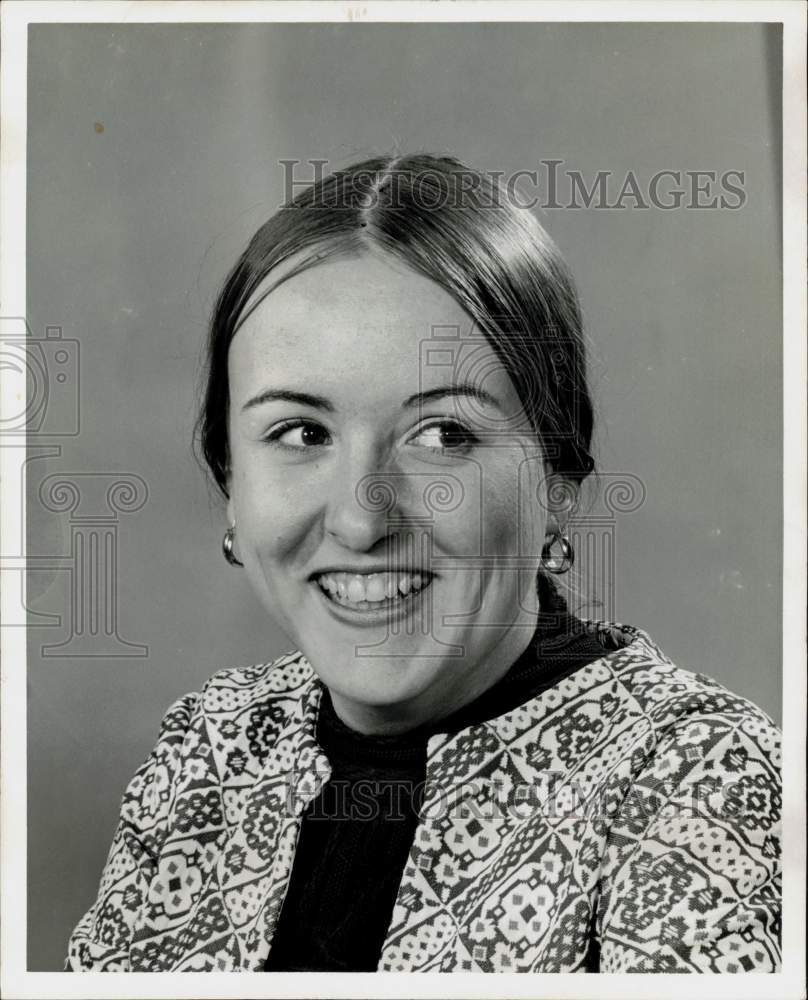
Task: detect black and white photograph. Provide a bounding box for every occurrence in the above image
[1,2,805,997]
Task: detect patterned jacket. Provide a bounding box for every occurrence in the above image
[66,621,781,973]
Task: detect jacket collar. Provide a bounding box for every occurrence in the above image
[213,673,331,969]
[151,620,647,971]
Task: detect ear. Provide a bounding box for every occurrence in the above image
[543,472,579,539]
[224,463,235,524]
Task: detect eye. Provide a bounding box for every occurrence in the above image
[263,419,332,450]
[410,420,478,453]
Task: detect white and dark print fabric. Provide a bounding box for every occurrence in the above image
[66,621,781,973]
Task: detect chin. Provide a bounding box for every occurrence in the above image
[315,650,431,704]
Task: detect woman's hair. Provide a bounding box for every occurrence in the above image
[197,153,596,615]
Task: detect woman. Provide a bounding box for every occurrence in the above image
[66,154,781,973]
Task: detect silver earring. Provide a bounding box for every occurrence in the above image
[222,523,243,567]
[541,534,574,574]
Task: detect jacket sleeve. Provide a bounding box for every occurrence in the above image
[64,692,200,971]
[596,704,782,972]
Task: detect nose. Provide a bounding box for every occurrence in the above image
[323,445,402,552]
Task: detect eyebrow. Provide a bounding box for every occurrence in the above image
[241,389,335,413]
[240,383,502,414]
[403,384,502,410]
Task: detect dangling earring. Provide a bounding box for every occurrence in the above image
[222,523,243,567]
[541,533,574,574]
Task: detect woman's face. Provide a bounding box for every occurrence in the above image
[227,252,569,734]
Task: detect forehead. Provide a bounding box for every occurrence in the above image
[227,253,516,406]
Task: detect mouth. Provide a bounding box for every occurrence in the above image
[315,570,435,612]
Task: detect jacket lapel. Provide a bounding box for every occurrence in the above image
[131,673,330,971]
[379,655,630,972]
[214,678,331,969]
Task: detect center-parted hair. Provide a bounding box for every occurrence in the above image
[198,153,594,503]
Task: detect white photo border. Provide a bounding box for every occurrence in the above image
[1,2,805,998]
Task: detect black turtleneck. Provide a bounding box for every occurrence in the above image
[264,615,607,972]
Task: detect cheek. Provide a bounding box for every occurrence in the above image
[478,458,546,555]
[481,491,520,551]
[230,466,319,566]
[431,461,545,562]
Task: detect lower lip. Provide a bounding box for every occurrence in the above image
[313,579,434,627]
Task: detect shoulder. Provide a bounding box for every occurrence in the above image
[142,650,316,774]
[579,619,780,792]
[152,650,315,733]
[586,619,778,734]
[116,650,317,838]
[199,648,316,709]
[589,623,782,971]
[159,651,320,786]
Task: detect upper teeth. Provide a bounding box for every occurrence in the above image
[318,571,431,604]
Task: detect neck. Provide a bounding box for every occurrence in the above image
[325,624,537,737]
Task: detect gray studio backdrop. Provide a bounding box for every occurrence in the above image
[25,23,781,970]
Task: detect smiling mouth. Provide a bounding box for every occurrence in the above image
[316,571,434,610]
